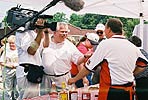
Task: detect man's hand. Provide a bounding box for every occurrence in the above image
[84,50,93,58]
[35,18,45,29]
[83,77,89,86]
[68,78,76,85]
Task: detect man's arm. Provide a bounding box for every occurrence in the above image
[0,62,16,69]
[77,50,93,65]
[27,18,50,55]
[43,28,50,48]
[27,29,43,55]
[68,66,90,85]
[77,63,89,86]
[133,66,146,75]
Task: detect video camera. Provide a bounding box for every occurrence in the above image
[32,14,57,31]
[6,5,57,31]
[6,5,38,27]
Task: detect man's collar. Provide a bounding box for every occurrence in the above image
[111,35,126,39]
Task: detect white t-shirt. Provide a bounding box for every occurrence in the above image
[42,39,83,75]
[0,48,18,74]
[15,30,43,78]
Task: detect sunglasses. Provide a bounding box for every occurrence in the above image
[96,31,103,34]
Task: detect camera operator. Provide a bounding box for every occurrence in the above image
[15,16,50,99]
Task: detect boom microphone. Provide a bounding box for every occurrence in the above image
[48,0,84,11]
[62,0,85,11]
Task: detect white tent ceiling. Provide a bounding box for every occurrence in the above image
[1,0,148,20]
[80,0,148,20]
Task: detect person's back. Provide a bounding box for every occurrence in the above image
[129,35,148,100]
[99,37,140,84]
[137,49,148,78]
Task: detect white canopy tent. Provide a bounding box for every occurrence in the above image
[1,0,148,19]
[0,0,148,51]
[1,0,148,20]
[80,0,148,19]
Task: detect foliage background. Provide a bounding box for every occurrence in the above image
[53,12,140,38]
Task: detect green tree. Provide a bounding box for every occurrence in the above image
[80,14,98,29]
[69,13,83,27]
[69,13,139,38]
[69,13,114,29]
[52,12,69,22]
[121,18,139,38]
[51,12,139,38]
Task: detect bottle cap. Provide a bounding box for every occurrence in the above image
[61,82,66,89]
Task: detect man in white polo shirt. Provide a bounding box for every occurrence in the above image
[41,22,91,95]
[68,18,148,100]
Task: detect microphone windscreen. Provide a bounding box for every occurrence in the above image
[62,0,84,11]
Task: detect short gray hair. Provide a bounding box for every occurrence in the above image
[56,22,70,32]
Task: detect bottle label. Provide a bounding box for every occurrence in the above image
[60,93,68,100]
[70,92,78,100]
[82,93,91,100]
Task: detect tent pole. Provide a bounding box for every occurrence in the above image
[139,13,144,48]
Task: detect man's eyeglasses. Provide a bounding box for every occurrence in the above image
[96,31,103,35]
[59,31,68,34]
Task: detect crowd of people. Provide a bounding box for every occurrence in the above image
[0,17,147,100]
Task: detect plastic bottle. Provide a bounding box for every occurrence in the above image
[59,82,68,100]
[69,84,78,100]
[49,81,58,100]
[82,83,91,100]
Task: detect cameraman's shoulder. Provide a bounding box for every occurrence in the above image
[16,30,33,39]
